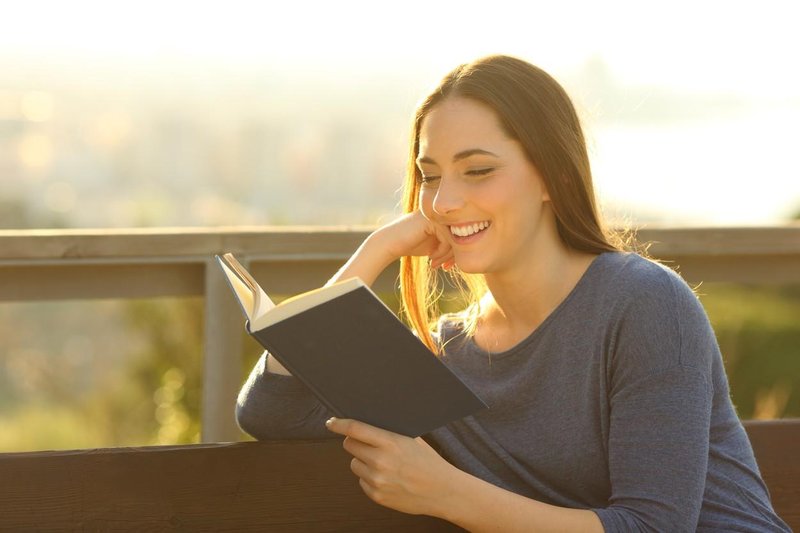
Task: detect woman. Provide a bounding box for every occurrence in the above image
[236,55,789,532]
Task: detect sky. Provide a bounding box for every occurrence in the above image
[2,0,799,226]
[4,0,797,95]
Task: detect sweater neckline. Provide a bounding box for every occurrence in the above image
[465,251,615,360]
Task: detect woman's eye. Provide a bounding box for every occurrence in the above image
[466,167,494,177]
[419,175,441,184]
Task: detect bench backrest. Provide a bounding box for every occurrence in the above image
[0,419,797,530]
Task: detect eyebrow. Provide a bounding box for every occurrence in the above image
[416,148,499,166]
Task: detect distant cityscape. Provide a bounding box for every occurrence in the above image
[1,56,798,230]
[0,63,415,228]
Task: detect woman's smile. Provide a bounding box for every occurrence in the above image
[449,220,492,243]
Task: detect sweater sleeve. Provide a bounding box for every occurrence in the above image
[593,266,715,532]
[235,351,337,440]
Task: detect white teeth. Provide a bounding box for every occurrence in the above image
[450,221,490,237]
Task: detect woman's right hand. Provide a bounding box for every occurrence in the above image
[371,211,455,270]
[326,210,454,290]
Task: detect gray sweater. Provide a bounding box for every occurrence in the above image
[236,251,790,532]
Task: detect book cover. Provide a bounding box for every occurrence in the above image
[216,253,487,437]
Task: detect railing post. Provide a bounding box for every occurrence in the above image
[202,256,244,442]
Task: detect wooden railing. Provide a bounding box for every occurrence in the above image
[0,419,797,530]
[1,225,799,442]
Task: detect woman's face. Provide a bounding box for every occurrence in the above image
[417,96,552,275]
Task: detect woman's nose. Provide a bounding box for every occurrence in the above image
[432,176,465,215]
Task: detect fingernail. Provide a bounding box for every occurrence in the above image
[325,417,336,427]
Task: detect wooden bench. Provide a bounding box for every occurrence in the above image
[1,419,797,531]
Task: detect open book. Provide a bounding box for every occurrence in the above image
[216,253,487,437]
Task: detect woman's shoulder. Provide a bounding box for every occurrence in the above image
[596,251,697,305]
[593,251,712,344]
[599,252,716,366]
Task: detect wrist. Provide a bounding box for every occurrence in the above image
[265,352,292,376]
[431,464,473,524]
[363,228,402,270]
[326,230,398,287]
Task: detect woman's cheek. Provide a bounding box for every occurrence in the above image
[418,188,435,220]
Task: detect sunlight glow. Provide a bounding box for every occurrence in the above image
[21,91,54,122]
[2,0,798,226]
[5,1,798,95]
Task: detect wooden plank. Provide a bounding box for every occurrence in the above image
[0,226,797,261]
[0,226,797,301]
[202,258,246,443]
[0,260,400,303]
[0,420,795,531]
[0,263,205,301]
[638,226,800,256]
[655,254,800,285]
[0,440,462,532]
[0,227,372,261]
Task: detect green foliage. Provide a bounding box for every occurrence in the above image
[0,404,105,451]
[121,298,206,445]
[699,284,800,419]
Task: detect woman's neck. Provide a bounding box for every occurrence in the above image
[479,240,597,340]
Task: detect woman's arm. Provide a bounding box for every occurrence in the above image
[441,469,604,532]
[327,210,454,286]
[236,351,336,439]
[592,264,715,531]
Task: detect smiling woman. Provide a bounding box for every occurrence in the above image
[236,55,791,531]
[415,97,558,277]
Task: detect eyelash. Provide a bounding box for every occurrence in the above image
[418,167,494,184]
[466,168,494,177]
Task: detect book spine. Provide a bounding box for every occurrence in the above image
[250,332,344,419]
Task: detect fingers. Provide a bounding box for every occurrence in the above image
[430,245,455,270]
[344,436,381,468]
[430,252,455,271]
[350,457,382,504]
[350,451,368,474]
[325,417,393,448]
[428,224,454,270]
[328,418,401,476]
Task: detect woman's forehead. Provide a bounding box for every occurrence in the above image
[421,97,501,134]
[418,98,508,159]
[417,97,513,162]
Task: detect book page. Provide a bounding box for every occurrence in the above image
[220,253,276,320]
[253,284,276,319]
[251,277,364,331]
[217,258,256,321]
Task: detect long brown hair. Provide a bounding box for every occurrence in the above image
[399,55,638,353]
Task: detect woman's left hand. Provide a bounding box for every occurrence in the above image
[325,417,458,518]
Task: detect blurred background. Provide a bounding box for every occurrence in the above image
[1,0,798,451]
